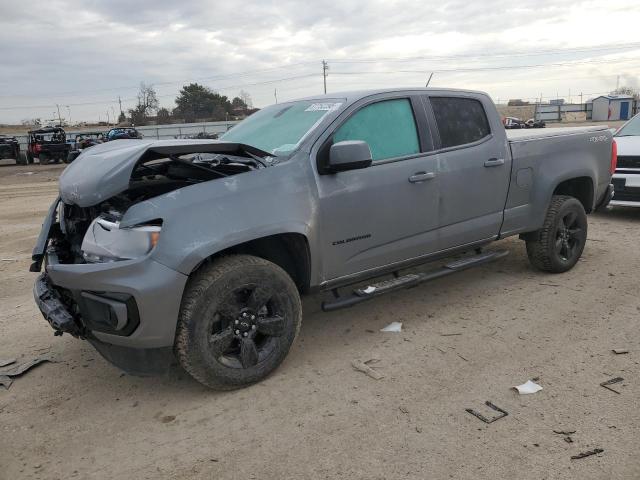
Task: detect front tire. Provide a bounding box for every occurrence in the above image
[175,255,302,390]
[525,195,588,273]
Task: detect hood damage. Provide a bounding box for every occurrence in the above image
[37,141,275,268]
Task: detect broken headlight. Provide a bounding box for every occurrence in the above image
[81,217,161,263]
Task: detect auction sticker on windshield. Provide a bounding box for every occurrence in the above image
[305,103,342,112]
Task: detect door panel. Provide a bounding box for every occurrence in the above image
[315,96,440,281]
[317,155,439,280]
[426,96,511,250]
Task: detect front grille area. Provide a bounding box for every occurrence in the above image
[617,155,640,169]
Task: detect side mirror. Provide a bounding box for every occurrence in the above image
[328,140,373,172]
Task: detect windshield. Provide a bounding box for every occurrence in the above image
[616,114,640,137]
[221,100,343,155]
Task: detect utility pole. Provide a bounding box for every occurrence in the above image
[580,92,583,105]
[55,104,62,126]
[118,96,123,117]
[274,88,278,104]
[425,72,434,87]
[322,60,329,94]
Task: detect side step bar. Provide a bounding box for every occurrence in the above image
[321,249,509,312]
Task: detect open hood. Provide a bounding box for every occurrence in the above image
[59,139,271,207]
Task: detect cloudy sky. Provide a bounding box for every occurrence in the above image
[1,0,639,123]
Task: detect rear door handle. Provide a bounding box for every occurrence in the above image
[408,172,436,183]
[484,158,505,167]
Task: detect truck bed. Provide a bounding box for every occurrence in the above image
[500,125,613,238]
[506,125,610,142]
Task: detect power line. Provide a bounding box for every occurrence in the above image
[0,61,319,99]
[0,73,318,110]
[328,56,640,76]
[327,42,640,64]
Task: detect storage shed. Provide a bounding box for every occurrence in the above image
[590,95,634,121]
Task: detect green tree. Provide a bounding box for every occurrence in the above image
[157,107,171,123]
[231,96,247,109]
[174,83,231,121]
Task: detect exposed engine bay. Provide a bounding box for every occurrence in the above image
[48,146,272,265]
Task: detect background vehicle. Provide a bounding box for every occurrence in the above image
[32,88,615,390]
[611,112,640,206]
[0,135,23,164]
[525,118,545,128]
[26,127,71,164]
[105,127,142,141]
[503,116,527,128]
[66,132,105,163]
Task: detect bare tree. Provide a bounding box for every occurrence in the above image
[128,82,159,125]
[239,90,253,109]
[611,86,640,100]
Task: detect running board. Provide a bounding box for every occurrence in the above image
[321,249,509,312]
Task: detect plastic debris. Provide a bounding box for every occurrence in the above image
[0,355,53,389]
[571,448,604,460]
[0,358,16,368]
[362,286,376,294]
[0,376,12,389]
[380,322,402,333]
[513,380,543,394]
[612,349,629,355]
[351,359,384,380]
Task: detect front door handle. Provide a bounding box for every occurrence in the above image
[484,158,505,167]
[409,172,436,183]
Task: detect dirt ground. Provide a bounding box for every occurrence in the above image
[0,159,638,480]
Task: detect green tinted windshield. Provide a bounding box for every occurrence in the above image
[616,114,640,137]
[221,100,343,155]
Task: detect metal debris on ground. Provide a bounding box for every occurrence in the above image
[0,358,16,367]
[612,349,629,355]
[553,429,576,435]
[571,448,604,460]
[600,377,624,394]
[513,380,543,394]
[380,322,402,333]
[440,333,462,336]
[465,401,508,424]
[351,359,384,380]
[0,355,54,389]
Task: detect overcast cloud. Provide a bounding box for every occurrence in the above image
[1,0,639,123]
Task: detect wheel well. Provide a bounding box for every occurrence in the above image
[553,177,594,213]
[195,233,311,293]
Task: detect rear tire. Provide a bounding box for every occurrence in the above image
[525,195,588,273]
[175,255,302,390]
[27,152,34,164]
[38,154,50,165]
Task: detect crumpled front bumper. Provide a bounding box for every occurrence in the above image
[31,198,190,374]
[34,273,82,336]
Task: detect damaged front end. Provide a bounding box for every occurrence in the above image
[31,140,273,373]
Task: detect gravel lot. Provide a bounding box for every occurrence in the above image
[0,160,638,480]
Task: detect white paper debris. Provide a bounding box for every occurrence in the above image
[362,286,376,294]
[513,380,543,394]
[380,321,402,333]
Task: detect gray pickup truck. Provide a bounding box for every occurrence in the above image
[31,88,615,389]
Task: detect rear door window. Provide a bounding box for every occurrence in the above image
[333,98,420,162]
[429,97,491,149]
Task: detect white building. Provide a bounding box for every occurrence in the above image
[590,95,634,121]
